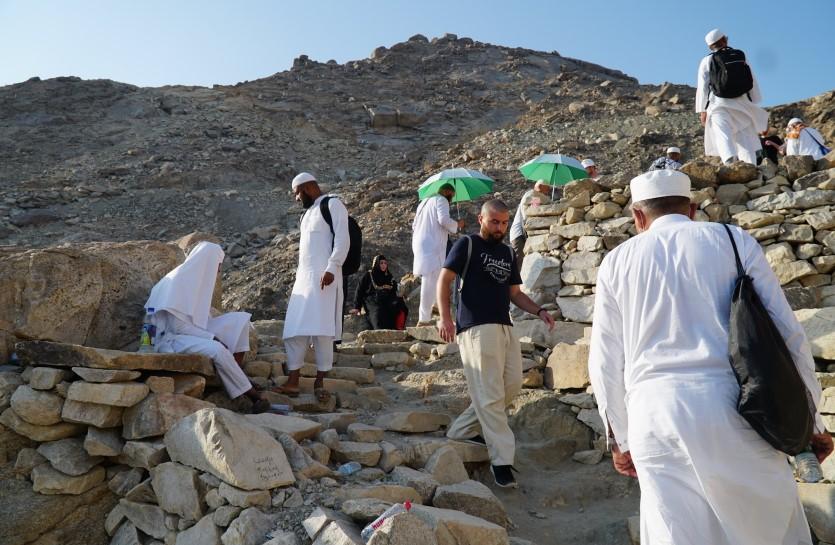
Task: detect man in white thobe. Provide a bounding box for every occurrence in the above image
[784,117,830,160]
[510,180,550,273]
[280,172,349,401]
[146,241,268,412]
[412,184,464,324]
[696,28,768,165]
[582,158,601,181]
[589,169,833,545]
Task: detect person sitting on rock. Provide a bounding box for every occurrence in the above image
[145,241,269,413]
[648,147,683,171]
[582,158,601,180]
[350,255,409,330]
[782,118,830,161]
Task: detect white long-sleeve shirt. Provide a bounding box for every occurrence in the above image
[411,195,458,276]
[589,214,824,452]
[695,52,762,113]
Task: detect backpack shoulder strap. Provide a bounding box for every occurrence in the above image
[721,223,745,278]
[457,235,473,295]
[319,196,335,235]
[804,128,826,148]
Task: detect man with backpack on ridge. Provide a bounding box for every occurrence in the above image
[696,29,768,165]
[279,172,361,403]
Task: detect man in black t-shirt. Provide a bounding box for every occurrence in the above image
[437,199,555,488]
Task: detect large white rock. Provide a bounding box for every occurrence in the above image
[0,406,84,441]
[10,385,64,425]
[796,308,835,360]
[367,513,437,545]
[62,399,124,428]
[556,296,595,323]
[119,439,169,470]
[29,367,68,390]
[431,480,507,527]
[797,483,835,543]
[164,408,295,490]
[151,461,205,521]
[424,446,469,485]
[122,393,215,440]
[220,507,276,545]
[410,504,508,545]
[545,343,590,390]
[520,252,562,290]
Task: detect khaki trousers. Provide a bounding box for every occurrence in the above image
[447,323,523,465]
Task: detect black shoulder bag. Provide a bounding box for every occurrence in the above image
[722,223,814,455]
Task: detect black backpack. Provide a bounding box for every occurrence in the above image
[320,196,363,275]
[722,224,815,455]
[709,47,754,100]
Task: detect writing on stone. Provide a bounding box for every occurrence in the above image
[253,455,282,481]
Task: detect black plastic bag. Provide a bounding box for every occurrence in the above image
[722,224,814,455]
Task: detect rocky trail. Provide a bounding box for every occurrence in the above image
[1,32,835,545]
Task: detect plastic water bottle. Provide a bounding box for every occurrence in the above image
[336,462,362,476]
[269,404,291,414]
[138,308,156,352]
[794,448,823,483]
[360,501,412,541]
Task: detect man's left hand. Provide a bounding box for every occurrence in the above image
[538,309,555,331]
[320,272,335,290]
[612,444,638,479]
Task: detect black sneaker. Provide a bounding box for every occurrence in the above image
[461,435,487,446]
[491,465,518,488]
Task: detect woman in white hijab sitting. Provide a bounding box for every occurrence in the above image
[767,117,831,161]
[144,241,269,413]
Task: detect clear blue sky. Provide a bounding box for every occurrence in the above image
[1,0,832,106]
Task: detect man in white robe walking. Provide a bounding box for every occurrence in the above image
[696,28,768,165]
[146,241,269,412]
[412,184,464,325]
[589,169,833,545]
[280,172,349,402]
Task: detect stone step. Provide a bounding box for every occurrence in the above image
[16,341,214,376]
[272,376,358,394]
[334,353,372,368]
[361,342,414,355]
[299,364,375,384]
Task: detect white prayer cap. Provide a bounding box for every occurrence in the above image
[581,159,595,168]
[666,146,681,154]
[787,117,803,128]
[291,172,317,189]
[630,170,691,203]
[704,28,725,46]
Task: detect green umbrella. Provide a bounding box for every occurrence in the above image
[518,154,588,198]
[418,168,494,204]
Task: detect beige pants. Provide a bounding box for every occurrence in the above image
[447,323,523,465]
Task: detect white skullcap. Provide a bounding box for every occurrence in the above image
[291,172,317,189]
[705,28,725,46]
[630,170,691,203]
[581,159,595,168]
[787,117,803,128]
[667,146,681,154]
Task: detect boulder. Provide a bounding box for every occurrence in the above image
[263,532,301,545]
[145,375,175,393]
[797,483,835,543]
[218,482,271,508]
[406,326,446,343]
[341,498,393,523]
[176,514,223,545]
[556,296,595,323]
[551,222,596,239]
[718,162,759,184]
[0,241,182,350]
[748,189,835,212]
[119,439,169,470]
[333,441,382,467]
[122,393,215,439]
[431,480,507,526]
[29,367,68,390]
[32,463,106,495]
[10,385,64,425]
[109,467,145,496]
[410,504,508,545]
[734,211,784,229]
[0,407,84,441]
[391,466,439,503]
[164,408,295,490]
[304,507,354,540]
[67,381,149,407]
[376,411,451,433]
[357,330,410,344]
[243,413,322,441]
[110,521,143,545]
[715,184,750,204]
[545,343,591,389]
[151,462,205,520]
[806,211,835,231]
[84,426,125,456]
[119,499,167,539]
[221,507,276,545]
[276,434,332,479]
[367,512,438,545]
[371,352,414,369]
[424,446,469,485]
[348,423,385,443]
[337,485,422,505]
[680,160,719,188]
[62,399,124,427]
[783,155,815,181]
[213,505,242,527]
[38,438,103,476]
[795,308,835,360]
[16,341,214,375]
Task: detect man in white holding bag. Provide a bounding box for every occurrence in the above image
[589,169,832,544]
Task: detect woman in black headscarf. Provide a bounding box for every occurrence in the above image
[350,255,409,330]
